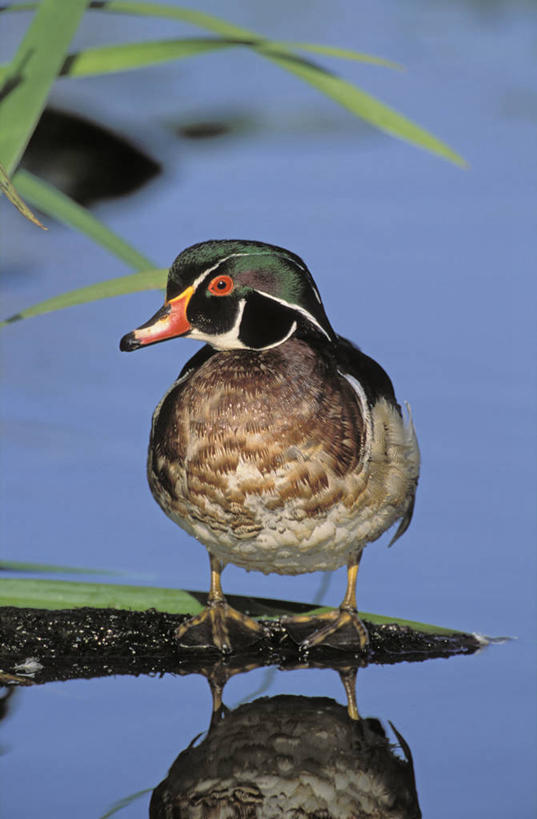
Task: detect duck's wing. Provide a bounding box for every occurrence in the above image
[334,335,401,412]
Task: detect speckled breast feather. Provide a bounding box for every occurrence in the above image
[147,338,419,574]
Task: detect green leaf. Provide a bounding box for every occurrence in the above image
[52,39,463,164]
[99,789,153,819]
[0,0,89,174]
[0,159,46,228]
[1,560,117,576]
[257,41,402,70]
[0,577,464,635]
[82,1,462,164]
[0,267,166,327]
[260,52,467,167]
[61,37,240,77]
[56,38,401,80]
[0,2,463,164]
[13,170,155,271]
[0,578,206,614]
[93,0,265,39]
[0,2,400,69]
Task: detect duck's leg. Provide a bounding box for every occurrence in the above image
[283,552,369,652]
[175,554,265,653]
[338,667,360,721]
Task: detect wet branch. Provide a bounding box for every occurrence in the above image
[0,605,485,685]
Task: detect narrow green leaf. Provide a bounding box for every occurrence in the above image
[0,160,46,228]
[13,170,155,271]
[260,52,466,167]
[0,577,464,635]
[0,1,257,37]
[0,2,463,164]
[260,41,403,70]
[61,37,239,77]
[1,560,117,576]
[0,578,206,614]
[3,2,401,69]
[90,0,256,38]
[100,789,153,819]
[0,268,166,327]
[0,0,89,174]
[56,37,397,81]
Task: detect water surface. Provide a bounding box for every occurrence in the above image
[1,1,535,816]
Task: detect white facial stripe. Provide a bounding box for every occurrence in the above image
[190,253,250,291]
[188,298,247,350]
[339,371,373,464]
[188,308,298,352]
[255,290,331,341]
[190,250,308,292]
[257,319,297,351]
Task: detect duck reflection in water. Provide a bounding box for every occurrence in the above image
[150,665,421,819]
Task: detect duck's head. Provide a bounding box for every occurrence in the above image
[120,239,336,353]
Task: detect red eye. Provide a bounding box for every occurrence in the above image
[208,275,234,296]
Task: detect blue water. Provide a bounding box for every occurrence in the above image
[1,1,536,816]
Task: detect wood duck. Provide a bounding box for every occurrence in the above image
[151,694,421,818]
[120,240,420,653]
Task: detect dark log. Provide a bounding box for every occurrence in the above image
[0,605,485,686]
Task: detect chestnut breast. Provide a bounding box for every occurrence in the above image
[147,338,374,573]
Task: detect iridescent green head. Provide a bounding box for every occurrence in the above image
[120,239,336,352]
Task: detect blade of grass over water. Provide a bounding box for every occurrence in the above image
[13,170,155,271]
[260,52,467,167]
[85,1,463,165]
[260,41,402,69]
[0,578,464,635]
[61,38,239,77]
[0,0,89,174]
[0,3,400,69]
[0,579,206,615]
[57,38,401,79]
[1,1,398,65]
[99,789,154,819]
[1,560,118,576]
[0,268,166,327]
[0,161,46,228]
[1,2,464,165]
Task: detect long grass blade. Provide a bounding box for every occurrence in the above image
[57,38,401,79]
[261,52,466,167]
[0,2,462,164]
[99,789,153,819]
[0,577,463,634]
[61,37,239,77]
[0,579,206,614]
[84,2,462,162]
[1,267,166,327]
[1,560,117,576]
[0,160,46,228]
[13,170,155,271]
[0,0,89,174]
[258,41,402,70]
[2,2,400,68]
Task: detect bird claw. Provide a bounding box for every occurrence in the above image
[283,608,369,654]
[175,600,265,653]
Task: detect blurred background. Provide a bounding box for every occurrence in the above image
[1,1,536,817]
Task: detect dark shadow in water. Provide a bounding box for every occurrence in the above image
[151,661,422,818]
[21,107,161,207]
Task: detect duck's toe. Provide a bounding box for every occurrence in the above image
[175,601,265,654]
[283,608,369,653]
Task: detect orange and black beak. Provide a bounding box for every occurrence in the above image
[120,286,194,352]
